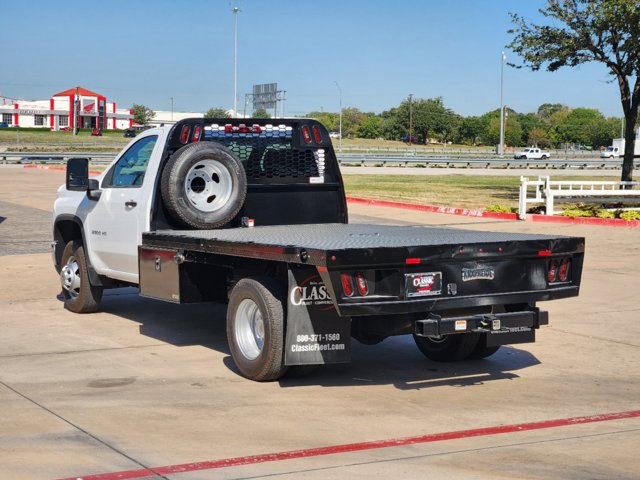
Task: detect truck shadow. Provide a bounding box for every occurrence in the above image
[99,289,540,390]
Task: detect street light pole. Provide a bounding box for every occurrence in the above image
[334,81,342,151]
[499,52,506,156]
[232,7,241,118]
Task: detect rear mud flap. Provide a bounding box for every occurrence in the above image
[285,266,351,366]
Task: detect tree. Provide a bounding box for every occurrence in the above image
[458,116,484,145]
[357,115,382,139]
[205,107,230,118]
[132,104,155,125]
[306,111,339,132]
[508,0,640,181]
[555,108,605,146]
[252,108,270,119]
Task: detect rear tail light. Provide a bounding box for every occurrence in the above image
[312,125,323,143]
[340,273,354,297]
[354,271,369,296]
[180,125,190,144]
[558,258,571,282]
[301,125,312,143]
[548,257,572,284]
[548,259,559,283]
[192,125,202,142]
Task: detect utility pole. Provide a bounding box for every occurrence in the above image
[408,93,413,143]
[499,52,506,156]
[232,7,241,118]
[170,97,173,121]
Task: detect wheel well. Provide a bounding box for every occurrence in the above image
[53,219,83,271]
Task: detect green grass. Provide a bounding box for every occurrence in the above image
[342,174,607,210]
[0,128,127,150]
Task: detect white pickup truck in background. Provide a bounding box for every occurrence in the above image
[514,147,551,160]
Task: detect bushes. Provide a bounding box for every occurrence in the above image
[557,203,640,220]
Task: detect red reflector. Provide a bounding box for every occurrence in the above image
[180,125,190,144]
[312,125,322,143]
[539,250,552,256]
[317,266,328,272]
[301,126,312,143]
[558,258,570,282]
[224,124,233,133]
[252,124,262,133]
[406,258,421,265]
[354,272,368,296]
[548,259,559,283]
[192,125,202,142]
[340,273,354,297]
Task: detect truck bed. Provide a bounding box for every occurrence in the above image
[142,223,582,268]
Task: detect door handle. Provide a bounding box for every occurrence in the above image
[125,200,137,208]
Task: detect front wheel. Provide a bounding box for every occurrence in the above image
[59,240,102,313]
[227,277,288,381]
[412,333,480,362]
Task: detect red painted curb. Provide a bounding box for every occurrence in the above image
[23,164,102,175]
[57,410,640,480]
[347,197,518,220]
[347,196,640,227]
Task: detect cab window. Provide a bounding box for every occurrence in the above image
[104,135,158,187]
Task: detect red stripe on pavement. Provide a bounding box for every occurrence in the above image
[346,196,640,227]
[346,196,518,220]
[58,410,640,480]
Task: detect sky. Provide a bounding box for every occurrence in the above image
[1,0,626,118]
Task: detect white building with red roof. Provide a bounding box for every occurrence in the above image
[0,86,133,130]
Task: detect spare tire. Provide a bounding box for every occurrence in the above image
[161,142,247,229]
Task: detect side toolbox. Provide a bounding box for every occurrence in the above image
[139,247,223,303]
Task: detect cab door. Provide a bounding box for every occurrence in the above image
[84,133,161,283]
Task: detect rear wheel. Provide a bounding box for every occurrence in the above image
[59,240,102,313]
[227,277,288,381]
[412,333,480,362]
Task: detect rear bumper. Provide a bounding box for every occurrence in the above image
[414,307,547,346]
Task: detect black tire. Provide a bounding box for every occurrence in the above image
[59,240,102,313]
[467,337,501,360]
[412,332,480,362]
[161,142,247,229]
[541,155,548,160]
[227,277,288,381]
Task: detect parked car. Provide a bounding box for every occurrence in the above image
[124,128,136,138]
[0,122,9,128]
[91,129,103,136]
[329,131,340,139]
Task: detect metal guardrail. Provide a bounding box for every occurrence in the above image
[336,153,635,170]
[518,176,640,218]
[0,151,116,164]
[1,150,637,171]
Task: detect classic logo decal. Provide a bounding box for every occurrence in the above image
[461,266,495,282]
[290,275,332,308]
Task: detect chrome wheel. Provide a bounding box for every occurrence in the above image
[61,255,81,299]
[235,298,265,360]
[184,159,233,213]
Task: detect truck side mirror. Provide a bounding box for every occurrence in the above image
[66,158,90,191]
